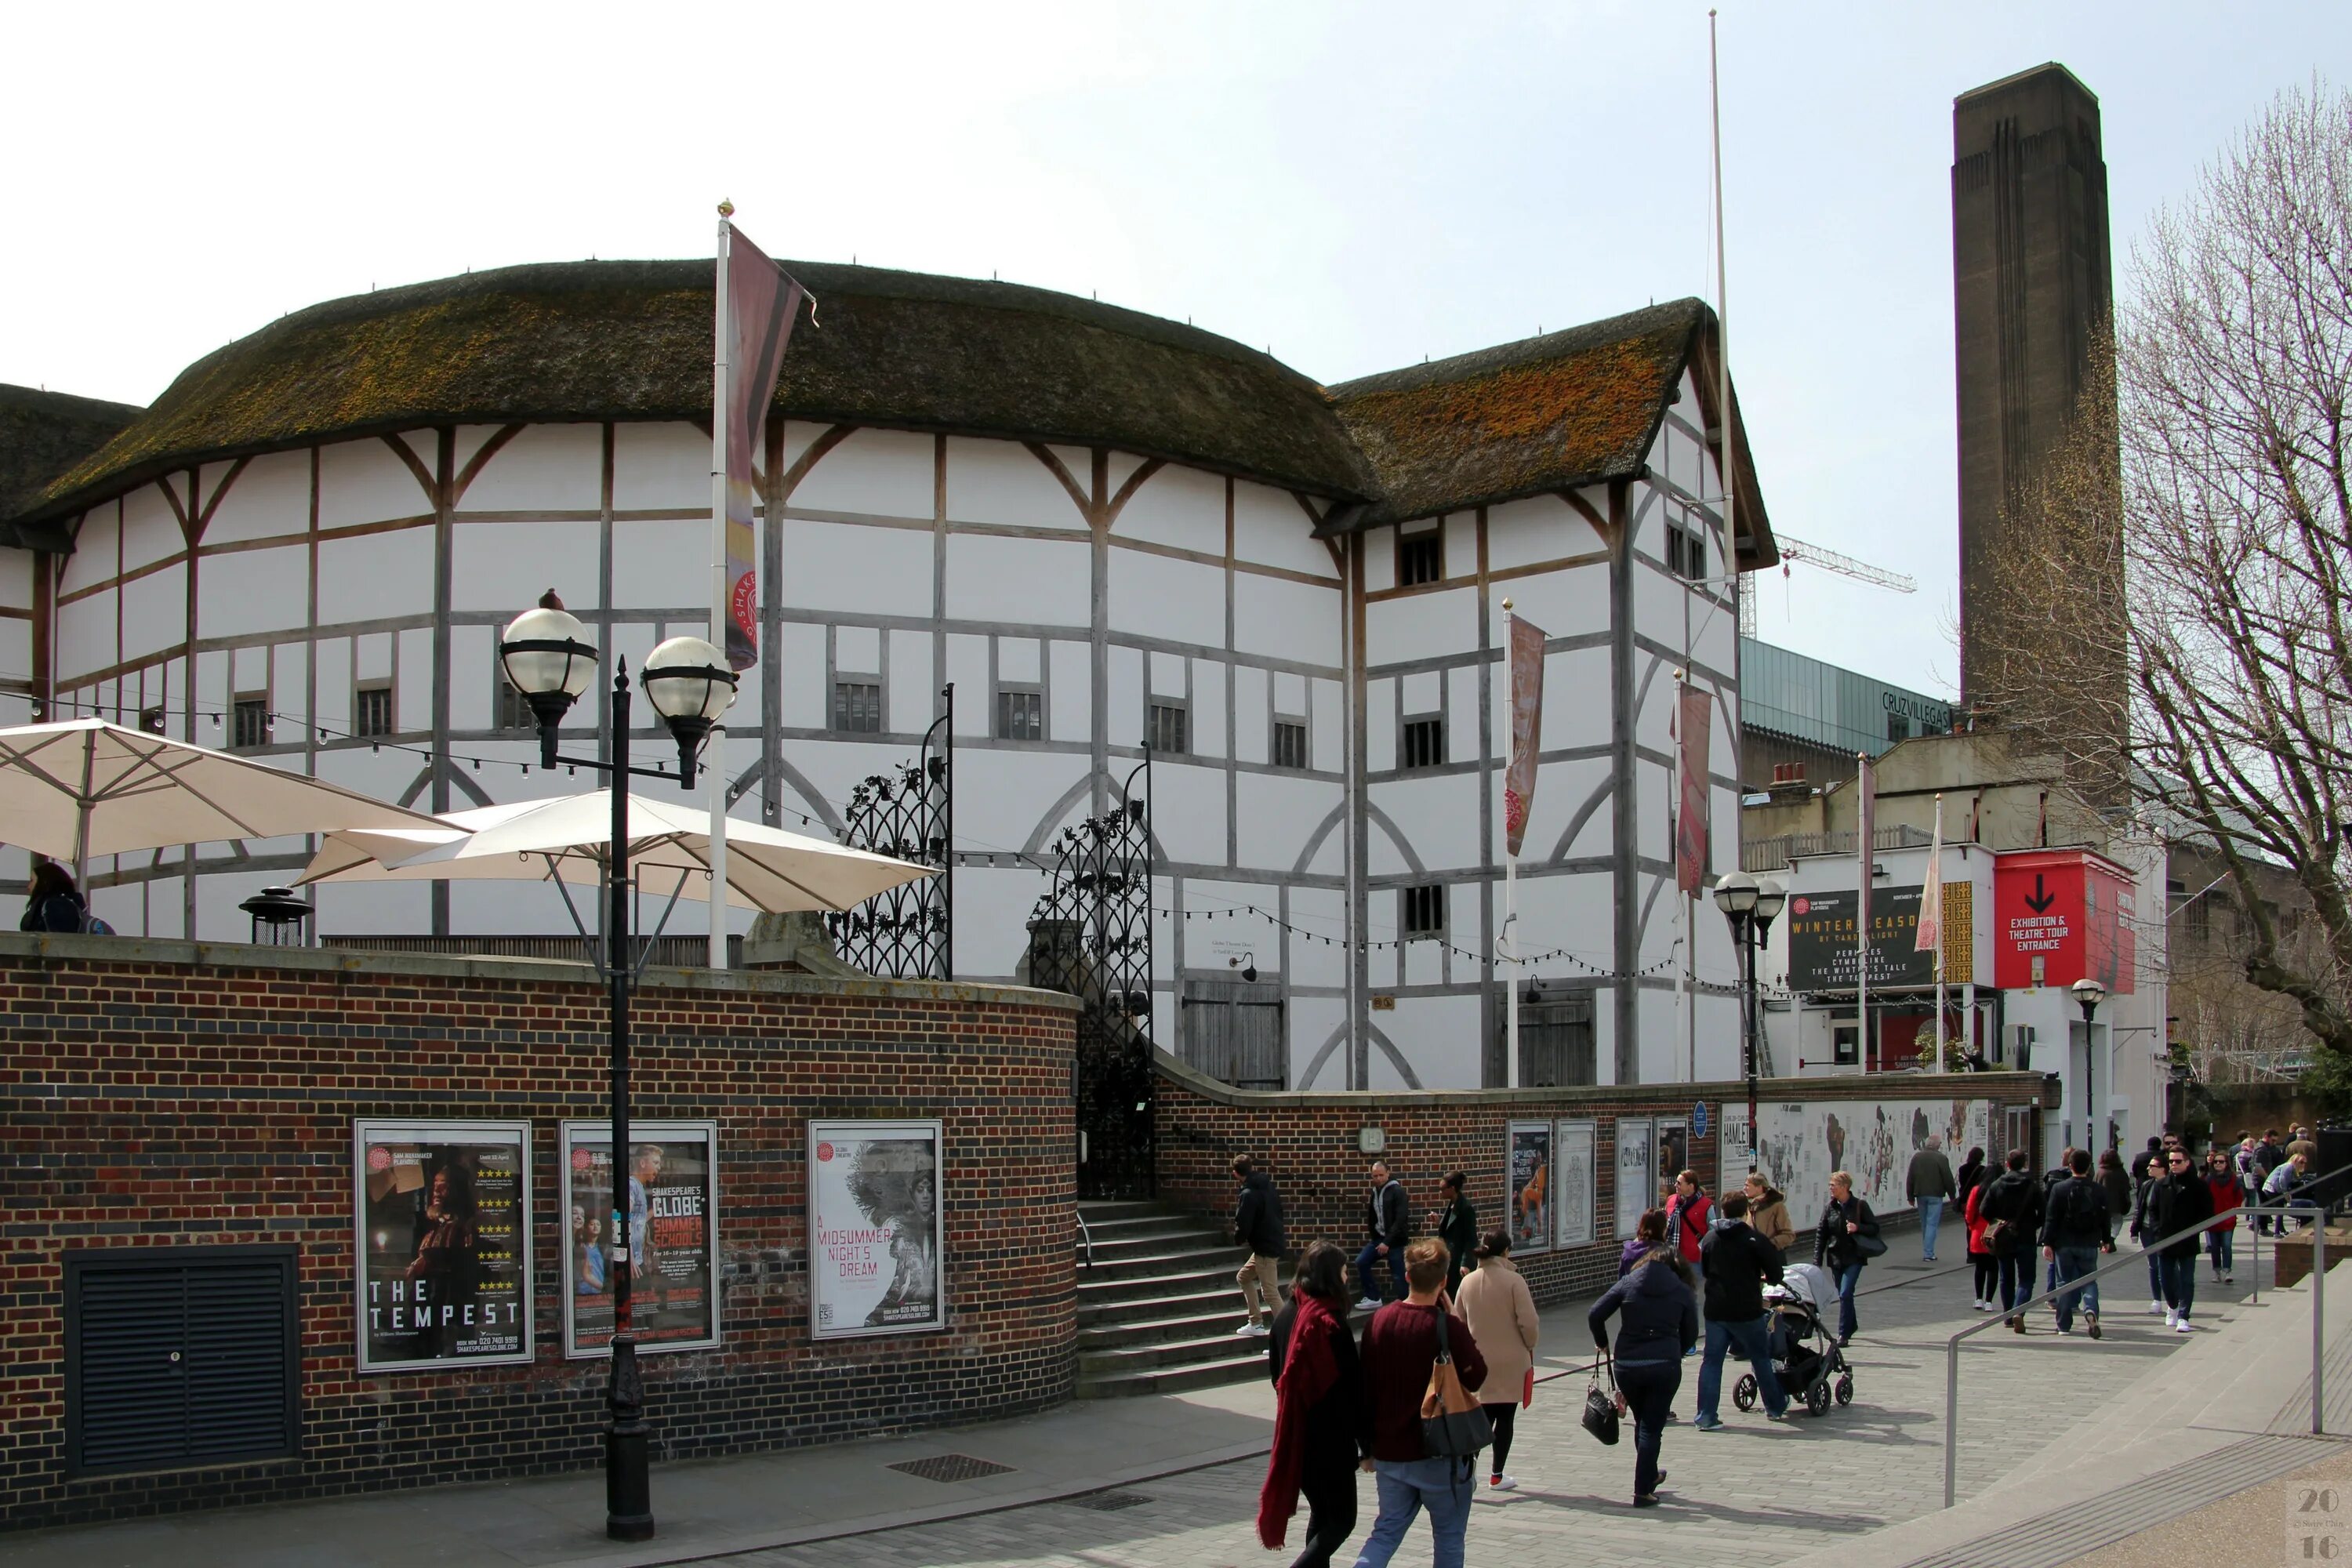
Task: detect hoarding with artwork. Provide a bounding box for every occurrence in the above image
[1715,1097,1991,1227]
[1553,1120,1595,1248]
[809,1120,946,1338]
[354,1120,532,1373]
[561,1120,720,1358]
[1506,1121,1553,1254]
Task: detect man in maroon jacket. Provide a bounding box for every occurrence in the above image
[1352,1238,1487,1568]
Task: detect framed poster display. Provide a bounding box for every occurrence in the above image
[561,1120,720,1359]
[1613,1116,1653,1241]
[1656,1121,1690,1191]
[1506,1121,1555,1254]
[809,1120,946,1338]
[354,1120,532,1374]
[1553,1120,1596,1248]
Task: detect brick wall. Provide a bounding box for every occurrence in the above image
[1153,1055,2053,1307]
[0,935,1078,1532]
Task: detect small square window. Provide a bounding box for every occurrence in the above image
[494,671,535,733]
[1887,712,1910,742]
[1398,530,1443,587]
[833,680,883,734]
[996,688,1043,742]
[1272,717,1308,770]
[1666,522,1706,581]
[1148,701,1189,755]
[1401,715,1446,770]
[233,696,270,750]
[138,705,166,736]
[2184,895,2211,942]
[1401,884,1446,938]
[355,683,394,739]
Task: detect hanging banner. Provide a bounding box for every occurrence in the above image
[810,1120,946,1338]
[1502,613,1547,857]
[353,1120,532,1373]
[1507,1121,1555,1255]
[1675,684,1711,895]
[1916,799,1944,953]
[720,224,804,672]
[1553,1120,1596,1248]
[561,1120,720,1358]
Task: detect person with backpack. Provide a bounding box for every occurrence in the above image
[2149,1146,2216,1331]
[2039,1149,2115,1337]
[1355,1163,1411,1311]
[1231,1155,1287,1338]
[19,861,105,934]
[1977,1149,2045,1333]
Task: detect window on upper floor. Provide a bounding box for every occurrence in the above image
[1400,715,1446,771]
[1272,717,1309,771]
[355,683,394,740]
[232,695,270,751]
[1666,521,1707,580]
[996,687,1044,742]
[833,680,884,735]
[1397,527,1443,587]
[1887,712,1910,743]
[1148,700,1189,756]
[1401,883,1446,938]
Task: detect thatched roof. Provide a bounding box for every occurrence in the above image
[0,384,143,549]
[1327,298,1777,563]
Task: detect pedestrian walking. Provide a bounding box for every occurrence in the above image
[2096,1149,2133,1230]
[2038,1149,2115,1338]
[1454,1229,1537,1493]
[1907,1136,1957,1262]
[1693,1192,1789,1428]
[1813,1171,1879,1345]
[1955,1145,1987,1214]
[1349,1239,1488,1568]
[1964,1174,1998,1311]
[1620,1207,1668,1277]
[1588,1229,1700,1507]
[2149,1145,2216,1331]
[1355,1163,1411,1310]
[1742,1171,1796,1261]
[2038,1149,2074,1309]
[1261,1243,1365,1566]
[2204,1150,2243,1284]
[1232,1155,1287,1338]
[2131,1152,2167,1310]
[1431,1172,1477,1301]
[1664,1171,1711,1268]
[1976,1149,2045,1332]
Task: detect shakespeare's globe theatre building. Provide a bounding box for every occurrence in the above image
[0,261,1776,1091]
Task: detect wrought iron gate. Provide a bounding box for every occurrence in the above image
[1025,760,1155,1200]
[825,688,952,979]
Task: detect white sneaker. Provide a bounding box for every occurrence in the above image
[1236,1321,1269,1337]
[2165,1308,2179,1327]
[2148,1300,2166,1315]
[1976,1300,1994,1312]
[2176,1317,2194,1333]
[1489,1475,1519,1491]
[1354,1298,1383,1313]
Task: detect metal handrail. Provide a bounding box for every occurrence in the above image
[1941,1163,2348,1507]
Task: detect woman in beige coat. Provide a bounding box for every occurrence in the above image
[1455,1227,1541,1492]
[1744,1171,1796,1260]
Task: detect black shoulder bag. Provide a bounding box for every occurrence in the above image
[1581,1348,1621,1445]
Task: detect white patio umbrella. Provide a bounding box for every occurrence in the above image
[0,717,444,880]
[296,788,932,915]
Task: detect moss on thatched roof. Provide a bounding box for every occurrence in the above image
[0,384,143,548]
[14,260,1377,528]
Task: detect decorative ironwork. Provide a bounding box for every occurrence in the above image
[1028,755,1156,1200]
[826,686,953,979]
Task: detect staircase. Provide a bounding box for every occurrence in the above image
[1076,1199,1283,1398]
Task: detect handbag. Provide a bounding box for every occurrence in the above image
[1419,1307,1494,1458]
[1581,1352,1621,1446]
[1857,1229,1888,1259]
[1523,1367,1536,1410]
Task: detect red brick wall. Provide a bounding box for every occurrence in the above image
[1153,1056,2051,1305]
[0,935,1077,1532]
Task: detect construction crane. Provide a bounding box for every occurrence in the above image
[1739,533,1918,637]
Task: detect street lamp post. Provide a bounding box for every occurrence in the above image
[499,591,737,1544]
[1714,872,1787,1172]
[2072,976,2108,1153]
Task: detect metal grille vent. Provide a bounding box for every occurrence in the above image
[1063,1490,1152,1512]
[887,1453,1018,1483]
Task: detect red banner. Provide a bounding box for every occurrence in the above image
[722,226,802,672]
[1675,684,1710,895]
[1991,849,2136,993]
[1503,614,1546,858]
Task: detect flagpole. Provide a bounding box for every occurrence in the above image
[1856,750,1871,1076]
[1709,9,1735,589]
[1674,672,1690,1083]
[1933,793,1947,1074]
[707,203,732,970]
[1504,599,1520,1092]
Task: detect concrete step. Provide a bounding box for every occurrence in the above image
[1081,1223,1233,1261]
[1080,1306,1269,1350]
[1076,1351,1276,1399]
[1080,1285,1257,1329]
[1073,1243,1245,1284]
[1076,1200,1168,1224]
[1080,1325,1282,1375]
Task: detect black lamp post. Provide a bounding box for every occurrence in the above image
[2071,976,2108,1152]
[498,590,736,1544]
[238,885,312,946]
[1715,872,1787,1172]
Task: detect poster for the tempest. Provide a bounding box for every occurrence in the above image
[353,1120,533,1373]
[808,1120,946,1339]
[561,1120,720,1357]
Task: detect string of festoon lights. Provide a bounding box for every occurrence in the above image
[1152,899,1697,985]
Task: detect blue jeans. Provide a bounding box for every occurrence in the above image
[1697,1312,1785,1421]
[2053,1246,2101,1330]
[2159,1252,2198,1318]
[1833,1261,1863,1339]
[1919,1197,1944,1259]
[1355,1241,1406,1303]
[1618,1359,1682,1501]
[2209,1229,2235,1274]
[1997,1250,2028,1312]
[2146,1246,2165,1301]
[1352,1456,1472,1568]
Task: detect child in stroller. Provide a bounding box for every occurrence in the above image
[1733,1262,1855,1417]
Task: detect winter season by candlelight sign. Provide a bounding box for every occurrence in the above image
[561,1120,720,1358]
[1786,885,1931,990]
[809,1120,946,1339]
[353,1120,532,1373]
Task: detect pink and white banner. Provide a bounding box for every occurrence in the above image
[721,225,802,671]
[1503,614,1547,858]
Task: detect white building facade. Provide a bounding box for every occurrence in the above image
[0,262,1777,1091]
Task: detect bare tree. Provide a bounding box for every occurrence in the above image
[1974,82,2352,1065]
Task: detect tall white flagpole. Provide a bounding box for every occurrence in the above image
[1709,10,1735,598]
[707,205,732,970]
[1933,793,1947,1073]
[1505,855,1520,1090]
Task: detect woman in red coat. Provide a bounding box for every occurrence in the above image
[1964,1178,1997,1311]
[1664,1170,1712,1266]
[2204,1149,2245,1285]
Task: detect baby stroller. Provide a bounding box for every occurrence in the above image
[1733,1262,1855,1418]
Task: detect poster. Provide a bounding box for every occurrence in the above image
[354,1120,532,1373]
[1657,1122,1690,1192]
[809,1120,946,1338]
[1506,1121,1554,1254]
[1717,1097,1992,1229]
[1554,1120,1596,1248]
[561,1120,720,1358]
[1787,886,1931,991]
[1614,1116,1653,1240]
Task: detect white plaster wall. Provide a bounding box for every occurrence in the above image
[1232,574,1341,666]
[612,423,707,513]
[318,526,430,627]
[1234,481,1337,579]
[1109,550,1222,648]
[199,542,307,641]
[792,427,935,520]
[942,437,1088,533]
[200,452,310,546]
[320,439,432,530]
[1113,463,1224,556]
[947,533,1087,628]
[459,423,604,514]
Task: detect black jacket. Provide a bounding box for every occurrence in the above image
[20,890,85,934]
[1436,1196,1477,1276]
[1268,1296,1366,1468]
[1588,1252,1699,1366]
[1234,1171,1286,1258]
[1700,1219,1784,1322]
[2039,1174,2114,1251]
[1813,1196,1881,1271]
[1365,1180,1408,1248]
[1976,1171,2044,1254]
[2148,1170,2216,1261]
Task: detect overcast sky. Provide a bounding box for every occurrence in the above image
[7,3,2343,698]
